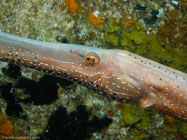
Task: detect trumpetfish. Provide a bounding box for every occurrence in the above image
[0,32,186,121]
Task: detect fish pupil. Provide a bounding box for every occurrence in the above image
[87,57,95,63]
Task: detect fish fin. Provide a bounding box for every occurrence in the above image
[139,92,157,108]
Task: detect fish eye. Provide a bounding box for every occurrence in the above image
[85,52,100,66]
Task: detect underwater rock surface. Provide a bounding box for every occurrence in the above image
[0,0,186,140]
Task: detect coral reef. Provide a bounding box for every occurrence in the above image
[105,17,187,72]
[2,64,21,79]
[38,105,112,140]
[158,4,186,50]
[120,103,153,130]
[163,116,187,139]
[0,0,186,140]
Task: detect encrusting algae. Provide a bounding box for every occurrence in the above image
[0,114,13,140]
[124,19,136,26]
[120,103,153,130]
[105,17,187,72]
[65,0,78,13]
[89,10,105,26]
[158,5,186,50]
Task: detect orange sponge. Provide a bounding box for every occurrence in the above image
[65,0,78,13]
[0,114,13,139]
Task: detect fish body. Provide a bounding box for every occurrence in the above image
[0,32,186,121]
